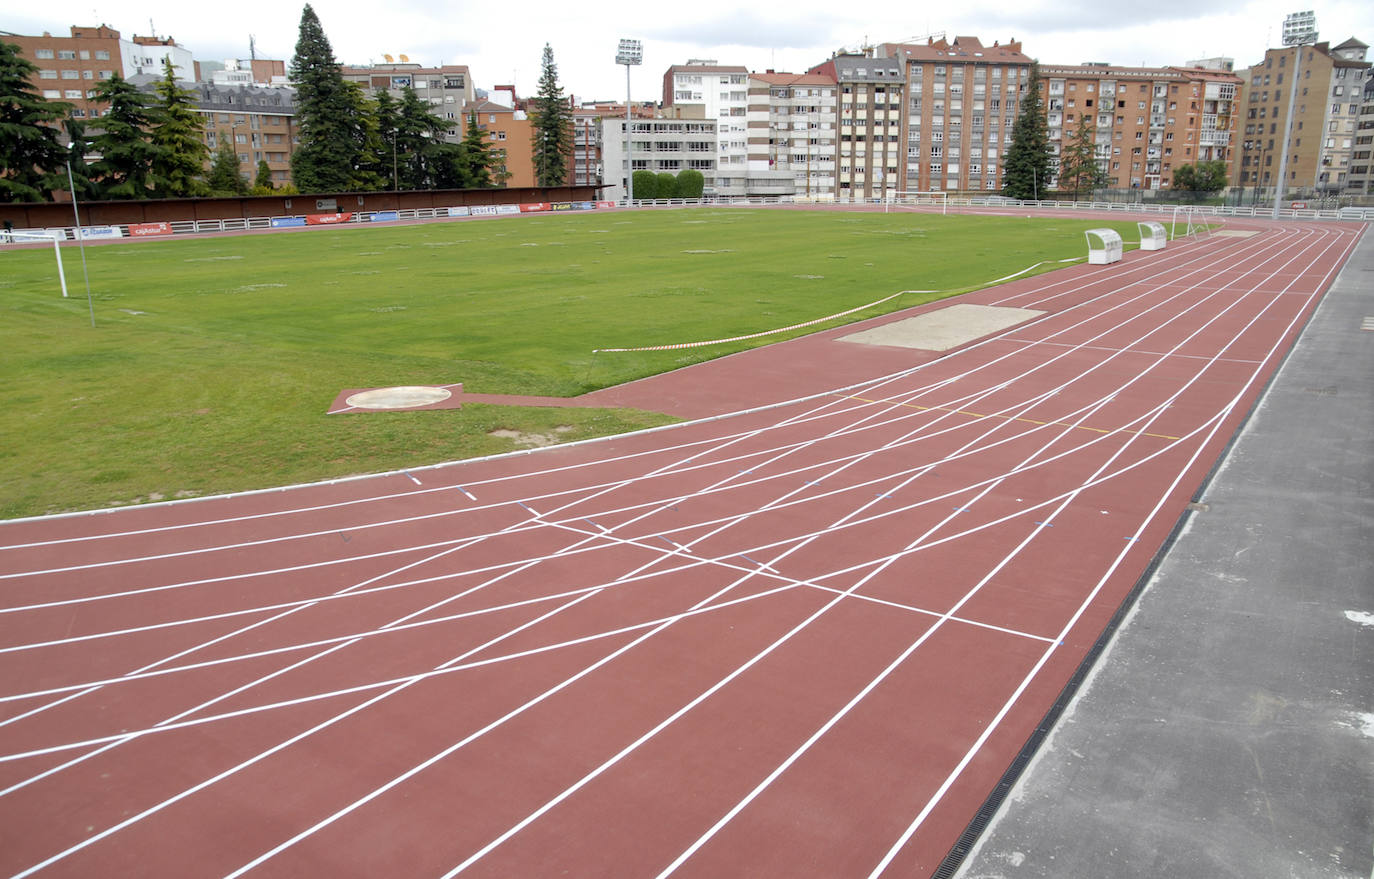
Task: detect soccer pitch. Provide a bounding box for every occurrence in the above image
[0,207,1144,519]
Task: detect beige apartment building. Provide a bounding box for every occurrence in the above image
[806,52,904,199]
[747,72,838,199]
[341,62,476,139]
[1040,63,1240,191]
[879,37,1032,194]
[1235,38,1371,198]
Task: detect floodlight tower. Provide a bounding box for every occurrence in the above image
[616,38,642,206]
[1273,10,1317,219]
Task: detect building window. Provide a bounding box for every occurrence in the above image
[57,50,76,60]
[34,48,54,59]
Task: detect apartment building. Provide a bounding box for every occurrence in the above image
[807,52,904,199]
[120,34,193,81]
[662,61,749,195]
[467,97,534,188]
[3,25,123,119]
[747,72,838,198]
[879,36,1031,194]
[570,101,656,189]
[1040,63,1240,191]
[599,116,718,201]
[196,58,288,86]
[1350,68,1374,195]
[191,83,298,187]
[341,62,476,138]
[1235,38,1371,197]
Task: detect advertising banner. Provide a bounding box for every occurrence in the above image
[519,203,551,213]
[270,217,307,228]
[595,201,617,209]
[447,206,472,217]
[305,212,354,225]
[495,204,520,215]
[470,206,498,216]
[128,222,173,237]
[76,226,124,240]
[369,211,399,223]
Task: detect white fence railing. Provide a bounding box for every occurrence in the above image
[3,195,1371,247]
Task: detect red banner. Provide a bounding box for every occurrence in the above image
[128,222,173,237]
[519,203,551,213]
[306,212,354,225]
[595,201,617,209]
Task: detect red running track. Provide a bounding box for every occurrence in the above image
[0,219,1362,878]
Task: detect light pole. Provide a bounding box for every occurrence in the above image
[1272,10,1317,219]
[616,38,642,206]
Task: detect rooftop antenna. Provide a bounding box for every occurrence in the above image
[249,34,257,61]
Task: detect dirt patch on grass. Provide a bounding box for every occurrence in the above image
[489,425,576,448]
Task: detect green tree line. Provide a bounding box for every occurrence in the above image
[1,4,515,202]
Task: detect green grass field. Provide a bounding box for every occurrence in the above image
[0,207,1146,519]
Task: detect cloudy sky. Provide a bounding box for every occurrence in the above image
[6,0,1372,100]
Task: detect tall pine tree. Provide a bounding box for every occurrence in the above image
[1002,61,1052,201]
[530,44,572,187]
[89,73,162,199]
[149,57,209,197]
[0,40,70,202]
[289,4,361,193]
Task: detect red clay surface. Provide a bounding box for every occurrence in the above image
[0,216,1362,878]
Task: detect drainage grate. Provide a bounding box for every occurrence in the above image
[1362,316,1374,332]
[1303,386,1339,396]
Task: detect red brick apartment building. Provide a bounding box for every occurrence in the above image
[2,25,122,119]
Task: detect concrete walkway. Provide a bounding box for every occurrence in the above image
[956,226,1373,878]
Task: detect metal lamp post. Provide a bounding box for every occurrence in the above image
[1272,10,1317,219]
[616,39,642,206]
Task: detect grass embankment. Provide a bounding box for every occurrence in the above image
[0,208,1143,518]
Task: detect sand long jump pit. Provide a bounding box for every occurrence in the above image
[839,303,1045,351]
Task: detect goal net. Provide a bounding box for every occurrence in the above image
[884,191,948,215]
[1169,206,1212,241]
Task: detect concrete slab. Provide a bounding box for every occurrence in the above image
[838,303,1046,351]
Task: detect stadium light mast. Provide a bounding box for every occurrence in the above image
[1273,10,1317,220]
[616,39,642,206]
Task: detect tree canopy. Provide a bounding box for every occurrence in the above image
[1171,160,1228,196]
[89,73,162,199]
[149,57,210,198]
[1056,116,1108,200]
[289,4,365,193]
[530,44,572,187]
[0,40,70,202]
[1002,62,1052,200]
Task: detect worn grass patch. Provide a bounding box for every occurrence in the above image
[0,208,1142,518]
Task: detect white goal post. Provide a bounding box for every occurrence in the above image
[1,229,70,297]
[884,191,948,215]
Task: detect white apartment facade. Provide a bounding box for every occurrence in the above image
[662,61,750,195]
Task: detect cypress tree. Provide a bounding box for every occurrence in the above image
[530,44,572,186]
[1002,61,1052,200]
[0,40,70,202]
[149,57,209,197]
